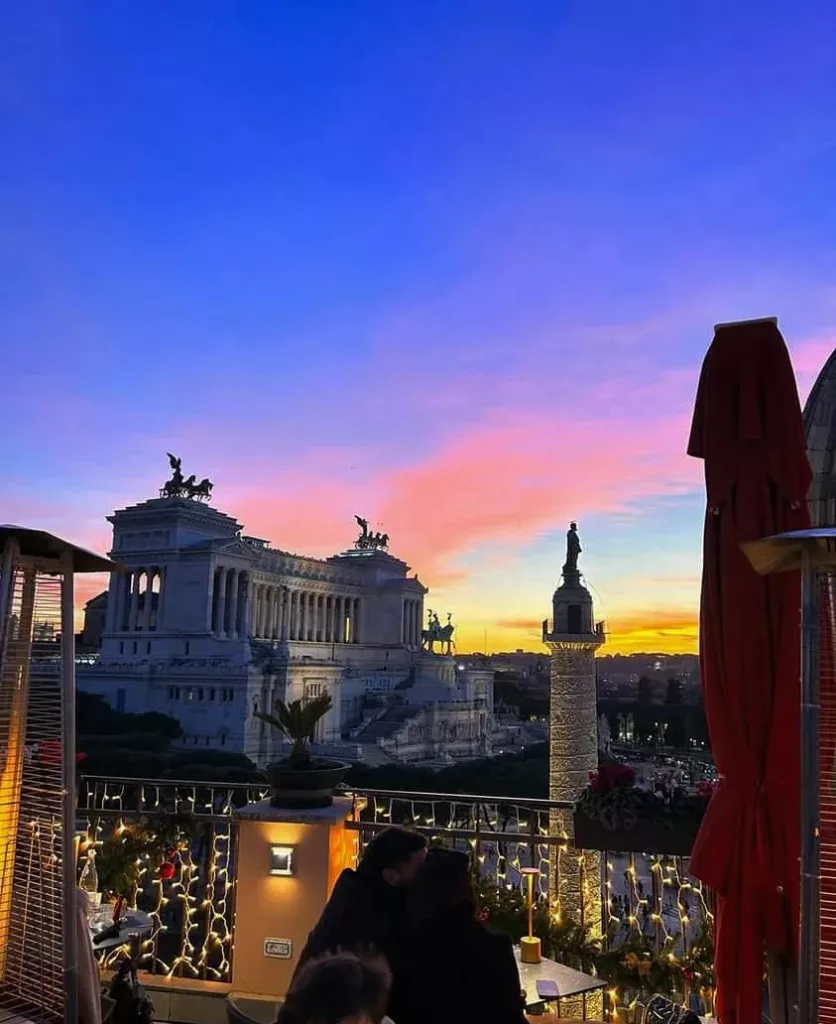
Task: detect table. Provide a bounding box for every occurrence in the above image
[90,910,154,954]
[514,947,606,1016]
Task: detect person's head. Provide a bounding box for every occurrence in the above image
[408,847,475,924]
[358,827,428,887]
[279,950,391,1024]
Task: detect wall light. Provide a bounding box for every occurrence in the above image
[269,845,295,876]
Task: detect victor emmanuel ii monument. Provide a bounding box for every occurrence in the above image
[79,456,492,765]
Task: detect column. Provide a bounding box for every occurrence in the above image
[243,574,253,637]
[116,572,130,631]
[104,573,119,633]
[281,589,290,641]
[325,596,333,643]
[352,598,361,643]
[156,566,166,632]
[229,570,240,639]
[256,584,264,637]
[335,596,344,643]
[216,569,228,636]
[267,588,276,639]
[206,568,216,632]
[141,568,154,631]
[128,570,141,631]
[316,595,324,641]
[301,592,310,641]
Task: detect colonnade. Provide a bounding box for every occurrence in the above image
[107,567,163,632]
[209,567,362,643]
[402,598,422,646]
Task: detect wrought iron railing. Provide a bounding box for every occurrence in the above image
[78,776,712,987]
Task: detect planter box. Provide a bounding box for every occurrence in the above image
[573,807,703,857]
[266,759,350,810]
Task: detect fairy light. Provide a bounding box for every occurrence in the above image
[81,775,716,1012]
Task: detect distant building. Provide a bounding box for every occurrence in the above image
[81,591,108,649]
[77,463,493,765]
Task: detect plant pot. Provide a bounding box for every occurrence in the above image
[572,807,703,857]
[266,758,350,810]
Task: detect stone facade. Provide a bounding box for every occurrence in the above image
[79,495,427,759]
[78,493,492,766]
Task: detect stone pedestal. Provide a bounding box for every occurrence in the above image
[232,797,357,999]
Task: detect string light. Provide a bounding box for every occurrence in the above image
[81,776,715,1013]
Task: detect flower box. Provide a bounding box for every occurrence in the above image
[573,806,703,856]
[572,763,709,857]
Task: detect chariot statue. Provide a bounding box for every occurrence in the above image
[421,609,456,655]
[160,453,214,501]
[353,515,389,551]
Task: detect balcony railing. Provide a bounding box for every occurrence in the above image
[78,775,713,1010]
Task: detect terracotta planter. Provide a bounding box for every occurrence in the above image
[266,758,350,810]
[572,807,703,857]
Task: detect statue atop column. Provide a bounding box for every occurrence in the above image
[562,521,582,579]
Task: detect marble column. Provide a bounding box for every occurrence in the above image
[243,574,253,638]
[128,570,141,632]
[280,589,289,641]
[141,569,154,632]
[216,569,227,636]
[206,568,216,632]
[104,574,119,633]
[155,566,166,632]
[229,570,240,639]
[267,588,275,639]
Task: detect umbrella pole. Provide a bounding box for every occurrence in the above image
[798,550,821,1024]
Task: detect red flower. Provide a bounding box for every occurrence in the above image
[696,781,717,800]
[476,907,489,922]
[76,752,87,763]
[159,862,176,881]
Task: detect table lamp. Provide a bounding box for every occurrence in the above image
[519,867,541,964]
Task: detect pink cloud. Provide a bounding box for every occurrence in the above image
[216,407,700,586]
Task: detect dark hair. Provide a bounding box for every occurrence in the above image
[277,950,391,1024]
[409,848,475,924]
[358,826,427,876]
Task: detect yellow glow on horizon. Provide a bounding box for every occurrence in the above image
[454,608,699,656]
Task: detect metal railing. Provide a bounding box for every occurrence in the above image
[78,776,711,987]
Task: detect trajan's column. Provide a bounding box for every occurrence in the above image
[543,523,604,973]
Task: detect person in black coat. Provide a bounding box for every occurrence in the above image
[393,849,528,1024]
[281,826,428,1020]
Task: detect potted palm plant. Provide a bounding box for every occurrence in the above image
[254,694,350,809]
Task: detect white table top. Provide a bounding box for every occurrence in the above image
[513,946,605,1007]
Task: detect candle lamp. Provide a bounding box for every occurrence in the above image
[519,867,541,964]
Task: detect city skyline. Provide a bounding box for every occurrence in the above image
[3,3,836,654]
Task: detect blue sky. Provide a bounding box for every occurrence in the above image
[2,1,835,650]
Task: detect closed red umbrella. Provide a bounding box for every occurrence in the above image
[687,318,811,1023]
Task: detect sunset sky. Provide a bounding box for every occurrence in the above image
[3,3,836,653]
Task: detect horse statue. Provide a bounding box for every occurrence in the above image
[421,610,456,655]
[188,477,214,501]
